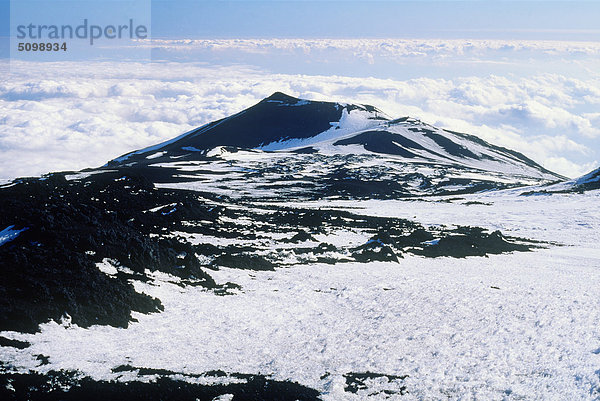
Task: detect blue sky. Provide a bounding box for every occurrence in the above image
[2,1,600,41]
[150,0,600,40]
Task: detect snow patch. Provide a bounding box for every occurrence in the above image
[145,152,166,160]
[259,107,383,151]
[96,259,118,276]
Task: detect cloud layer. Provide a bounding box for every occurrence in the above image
[147,38,600,57]
[1,56,598,180]
[147,38,600,80]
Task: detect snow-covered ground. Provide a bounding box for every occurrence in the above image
[283,189,600,247]
[2,190,600,399]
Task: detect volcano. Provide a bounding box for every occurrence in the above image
[110,92,562,183]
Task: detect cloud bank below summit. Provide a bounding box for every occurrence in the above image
[147,38,600,79]
[148,38,600,58]
[1,41,599,181]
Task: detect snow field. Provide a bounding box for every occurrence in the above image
[2,246,599,399]
[2,191,599,399]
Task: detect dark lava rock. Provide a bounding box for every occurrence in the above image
[0,163,543,334]
[415,227,531,258]
[352,246,400,263]
[35,355,50,366]
[344,371,408,395]
[212,254,275,271]
[0,171,219,333]
[282,231,316,243]
[323,168,409,199]
[422,131,479,159]
[334,130,425,158]
[352,238,400,263]
[0,337,30,350]
[0,370,321,401]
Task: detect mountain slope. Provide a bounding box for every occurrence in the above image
[522,166,600,195]
[104,92,563,201]
[110,92,562,182]
[112,92,387,165]
[576,168,600,190]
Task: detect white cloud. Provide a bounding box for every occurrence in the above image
[146,38,600,58]
[542,158,598,179]
[1,59,599,180]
